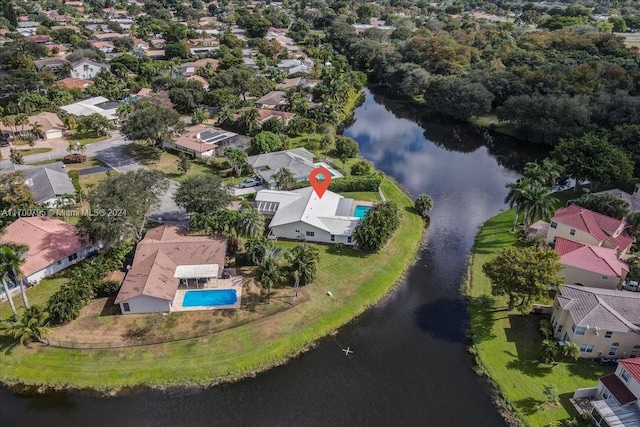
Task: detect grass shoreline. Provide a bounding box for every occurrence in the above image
[464,208,614,427]
[0,177,425,394]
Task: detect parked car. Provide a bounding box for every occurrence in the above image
[0,137,9,147]
[622,280,639,292]
[239,177,262,188]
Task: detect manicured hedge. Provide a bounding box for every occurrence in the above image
[292,174,382,192]
[69,170,81,192]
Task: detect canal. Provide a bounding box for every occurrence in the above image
[0,88,548,426]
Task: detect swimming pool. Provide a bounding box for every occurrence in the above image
[353,205,371,219]
[182,289,238,307]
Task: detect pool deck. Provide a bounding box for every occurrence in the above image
[171,276,243,312]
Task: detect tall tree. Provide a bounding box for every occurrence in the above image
[353,202,401,251]
[174,175,232,215]
[482,247,563,313]
[505,178,530,232]
[7,305,51,345]
[255,247,284,304]
[414,194,434,218]
[79,170,170,245]
[120,101,184,147]
[519,186,558,230]
[226,148,248,176]
[552,134,633,190]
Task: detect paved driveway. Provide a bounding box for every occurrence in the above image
[233,185,264,196]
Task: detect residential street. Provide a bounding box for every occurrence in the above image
[1,132,188,225]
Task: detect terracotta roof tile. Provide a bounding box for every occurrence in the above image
[620,358,640,383]
[556,238,629,278]
[600,373,637,405]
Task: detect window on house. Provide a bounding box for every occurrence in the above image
[347,236,352,243]
[620,369,630,382]
[550,222,557,229]
[557,325,563,333]
[563,332,569,342]
[572,324,586,335]
[602,389,611,400]
[604,331,612,339]
[68,253,78,262]
[608,343,619,357]
[122,303,130,312]
[579,344,594,353]
[305,231,314,237]
[57,260,62,265]
[330,235,335,242]
[569,229,576,235]
[631,345,640,358]
[602,276,608,279]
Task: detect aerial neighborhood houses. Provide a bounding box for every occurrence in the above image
[247,148,342,185]
[166,124,249,157]
[588,357,640,427]
[0,162,76,207]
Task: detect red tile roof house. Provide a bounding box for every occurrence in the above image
[555,237,629,290]
[0,217,100,288]
[546,204,635,256]
[580,357,640,426]
[114,225,228,314]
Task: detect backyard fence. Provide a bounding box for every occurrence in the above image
[378,186,386,201]
[46,288,310,350]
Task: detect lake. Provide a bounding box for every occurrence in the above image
[0,88,548,426]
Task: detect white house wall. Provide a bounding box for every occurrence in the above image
[119,295,172,314]
[547,222,600,247]
[269,221,354,245]
[25,244,98,284]
[615,363,640,399]
[560,265,624,290]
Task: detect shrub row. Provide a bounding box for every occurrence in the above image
[291,174,383,192]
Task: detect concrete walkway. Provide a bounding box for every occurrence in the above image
[233,185,264,196]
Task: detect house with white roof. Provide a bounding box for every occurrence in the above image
[60,96,119,121]
[247,148,342,185]
[550,285,640,358]
[70,58,109,80]
[255,187,372,245]
[580,358,640,427]
[554,237,629,290]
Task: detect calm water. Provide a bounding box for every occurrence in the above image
[0,89,547,427]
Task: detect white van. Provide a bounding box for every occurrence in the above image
[622,280,639,292]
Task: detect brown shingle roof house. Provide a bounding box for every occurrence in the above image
[0,217,98,284]
[114,225,227,314]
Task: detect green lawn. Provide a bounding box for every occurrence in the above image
[0,275,68,320]
[144,151,218,183]
[339,191,381,202]
[17,147,52,156]
[467,208,615,426]
[0,177,424,391]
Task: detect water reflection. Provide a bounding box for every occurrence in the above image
[0,88,549,427]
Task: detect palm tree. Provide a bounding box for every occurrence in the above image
[239,108,260,135]
[31,121,43,140]
[414,194,434,218]
[523,158,564,188]
[540,339,558,363]
[283,88,298,113]
[116,102,134,118]
[16,114,30,136]
[562,341,580,361]
[255,247,284,304]
[236,208,265,238]
[189,212,208,233]
[0,243,29,309]
[272,167,295,191]
[286,244,320,286]
[7,305,51,345]
[63,115,76,131]
[520,186,558,231]
[2,115,15,139]
[504,178,530,232]
[244,236,270,265]
[226,148,248,176]
[319,133,334,157]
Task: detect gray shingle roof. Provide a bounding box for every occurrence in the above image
[24,167,76,204]
[247,148,315,182]
[558,285,640,334]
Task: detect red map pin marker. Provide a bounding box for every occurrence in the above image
[309,167,331,199]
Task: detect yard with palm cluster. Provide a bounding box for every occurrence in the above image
[0,178,424,391]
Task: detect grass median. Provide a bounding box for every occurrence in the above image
[0,177,424,391]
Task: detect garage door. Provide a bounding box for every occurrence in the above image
[45,130,63,140]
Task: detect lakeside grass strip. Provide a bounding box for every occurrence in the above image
[465,208,615,427]
[0,177,424,392]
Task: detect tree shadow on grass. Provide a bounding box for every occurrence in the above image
[504,314,544,359]
[559,392,581,421]
[566,358,615,380]
[506,358,554,378]
[0,335,18,354]
[513,396,545,416]
[467,294,497,343]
